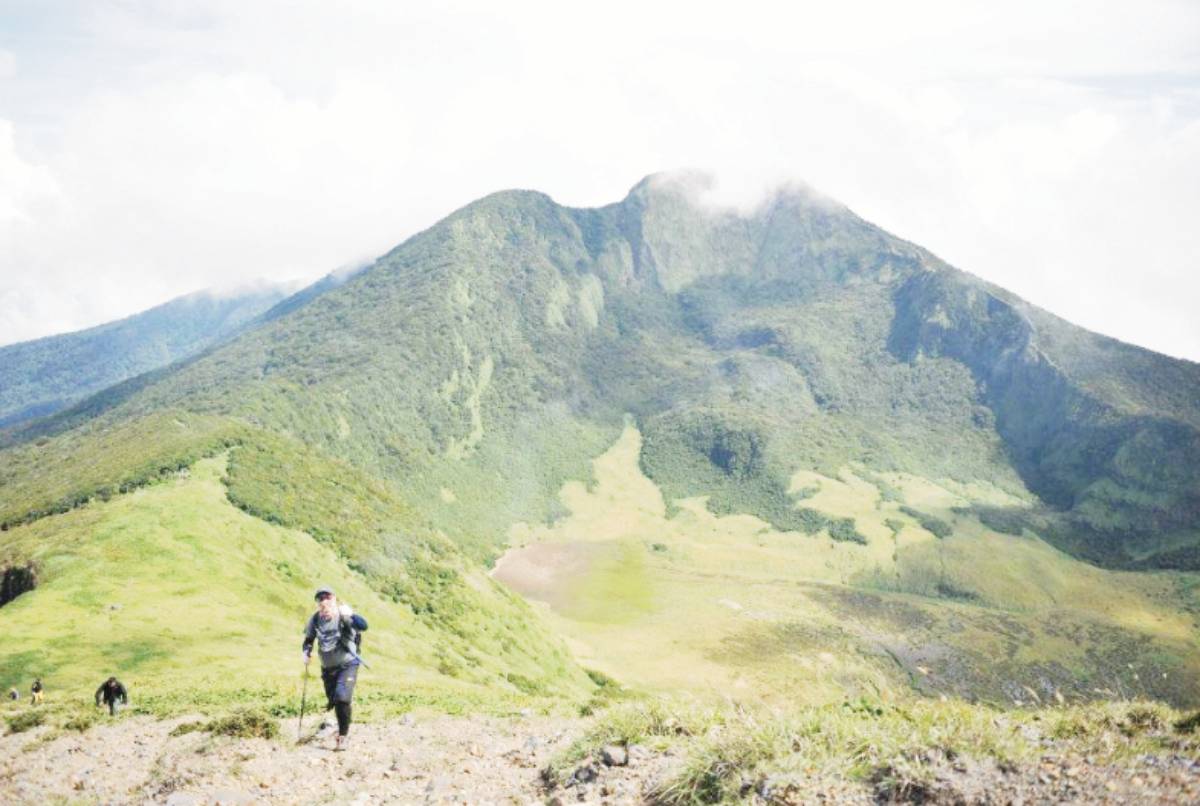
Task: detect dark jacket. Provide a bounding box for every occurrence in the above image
[95,679,128,706]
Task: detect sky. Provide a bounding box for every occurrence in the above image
[1,1,1198,360]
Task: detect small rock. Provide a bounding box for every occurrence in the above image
[600,745,628,767]
[571,763,598,784]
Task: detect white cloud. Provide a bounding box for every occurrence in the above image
[1,0,1198,359]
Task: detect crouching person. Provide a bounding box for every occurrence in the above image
[95,677,128,716]
[302,587,367,751]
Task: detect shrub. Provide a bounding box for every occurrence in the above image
[1175,711,1200,734]
[168,720,205,737]
[6,710,45,734]
[827,517,867,545]
[62,710,98,733]
[206,709,279,739]
[168,709,278,740]
[900,506,952,539]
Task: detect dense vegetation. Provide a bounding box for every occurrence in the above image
[0,286,290,429]
[1,172,1197,715]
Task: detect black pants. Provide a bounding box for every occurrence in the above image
[321,662,358,736]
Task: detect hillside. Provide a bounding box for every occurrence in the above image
[0,285,292,429]
[13,173,1198,568]
[0,444,588,707]
[1,172,1198,713]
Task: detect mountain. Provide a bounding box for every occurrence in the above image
[0,284,291,429]
[1,172,1197,710]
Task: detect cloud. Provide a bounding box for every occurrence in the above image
[0,1,1198,359]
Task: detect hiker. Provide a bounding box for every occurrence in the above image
[30,678,43,705]
[302,587,368,750]
[7,687,17,701]
[94,677,129,716]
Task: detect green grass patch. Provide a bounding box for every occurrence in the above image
[550,697,1200,804]
[5,709,44,734]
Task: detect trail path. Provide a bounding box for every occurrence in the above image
[1,713,1198,804]
[0,713,671,805]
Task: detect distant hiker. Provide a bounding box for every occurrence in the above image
[30,678,43,705]
[94,677,129,716]
[302,587,368,750]
[7,687,17,701]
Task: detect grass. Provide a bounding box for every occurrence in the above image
[0,180,1197,733]
[0,410,245,531]
[170,708,279,740]
[5,710,44,735]
[0,453,591,717]
[495,423,1200,707]
[549,696,1200,804]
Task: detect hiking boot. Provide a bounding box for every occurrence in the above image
[334,734,347,752]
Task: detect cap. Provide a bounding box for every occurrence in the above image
[314,586,334,601]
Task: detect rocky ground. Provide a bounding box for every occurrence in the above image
[0,712,1197,804]
[0,712,675,805]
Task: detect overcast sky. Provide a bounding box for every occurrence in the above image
[1,1,1198,359]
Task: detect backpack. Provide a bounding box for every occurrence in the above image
[337,605,368,655]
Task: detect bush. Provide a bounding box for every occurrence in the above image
[62,710,98,732]
[168,709,278,740]
[900,506,952,539]
[1175,711,1200,734]
[169,720,205,737]
[827,517,867,545]
[6,710,44,734]
[206,709,279,739]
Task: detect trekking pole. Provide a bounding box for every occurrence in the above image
[297,661,310,743]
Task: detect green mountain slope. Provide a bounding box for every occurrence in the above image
[0,285,293,429]
[0,453,587,708]
[26,172,1193,568]
[1,172,1197,708]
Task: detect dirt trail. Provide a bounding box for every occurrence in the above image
[0,713,672,805]
[2,713,1198,804]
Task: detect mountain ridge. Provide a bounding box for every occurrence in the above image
[2,172,1197,712]
[4,173,1198,569]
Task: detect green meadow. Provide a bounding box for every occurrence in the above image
[495,423,1200,707]
[0,454,588,717]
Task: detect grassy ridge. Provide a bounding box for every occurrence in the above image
[0,410,245,531]
[0,286,288,429]
[0,453,590,713]
[6,178,1195,570]
[222,431,588,694]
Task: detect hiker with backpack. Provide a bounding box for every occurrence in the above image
[30,678,43,705]
[302,587,368,750]
[94,677,129,716]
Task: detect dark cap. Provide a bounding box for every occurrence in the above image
[314,586,334,601]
